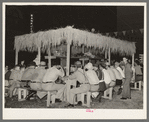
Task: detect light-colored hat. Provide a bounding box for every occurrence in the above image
[105,62,110,66]
[75,61,82,66]
[85,62,93,70]
[40,61,46,66]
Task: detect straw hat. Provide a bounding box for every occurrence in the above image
[84,62,93,70]
[74,61,82,66]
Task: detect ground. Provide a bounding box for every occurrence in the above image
[5,87,143,109]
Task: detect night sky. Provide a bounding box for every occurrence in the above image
[5,5,143,66]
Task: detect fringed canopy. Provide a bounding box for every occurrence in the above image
[14,26,136,56]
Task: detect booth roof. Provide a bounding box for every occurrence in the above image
[14,26,136,56]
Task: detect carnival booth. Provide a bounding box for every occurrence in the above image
[14,26,136,75]
[14,26,136,107]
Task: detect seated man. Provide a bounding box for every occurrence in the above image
[99,63,112,88]
[64,61,90,107]
[110,62,123,95]
[21,62,37,87]
[84,62,106,102]
[41,65,66,102]
[105,62,116,87]
[8,65,21,98]
[27,61,47,101]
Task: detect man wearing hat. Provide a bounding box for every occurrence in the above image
[64,61,90,107]
[27,61,47,101]
[84,62,106,101]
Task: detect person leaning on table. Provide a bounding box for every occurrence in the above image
[63,61,90,107]
[41,65,66,102]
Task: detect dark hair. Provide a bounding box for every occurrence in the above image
[111,60,115,66]
[14,65,20,68]
[99,63,106,69]
[20,66,25,70]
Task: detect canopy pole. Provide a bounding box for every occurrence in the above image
[66,43,70,76]
[82,45,85,66]
[48,48,51,68]
[38,46,41,64]
[15,49,18,65]
[132,53,134,67]
[105,49,107,59]
[108,48,111,65]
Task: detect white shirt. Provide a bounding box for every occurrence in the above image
[42,67,64,82]
[102,69,111,84]
[116,67,125,78]
[107,68,116,81]
[111,68,122,80]
[85,69,101,85]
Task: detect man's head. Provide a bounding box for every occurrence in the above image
[39,61,46,67]
[21,60,25,65]
[14,65,20,71]
[28,61,36,68]
[99,62,106,70]
[105,62,110,69]
[74,61,82,68]
[84,62,93,71]
[123,57,128,64]
[115,61,120,68]
[20,66,25,72]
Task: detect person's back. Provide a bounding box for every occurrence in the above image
[21,66,35,81]
[85,69,100,84]
[111,67,122,80]
[107,68,116,81]
[32,67,47,82]
[69,68,86,83]
[42,66,64,82]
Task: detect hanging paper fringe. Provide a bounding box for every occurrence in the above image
[14,26,136,56]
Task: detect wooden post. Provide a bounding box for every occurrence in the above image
[15,49,18,65]
[108,48,111,65]
[82,45,85,66]
[38,46,41,64]
[105,49,107,59]
[48,48,51,68]
[132,53,134,67]
[66,43,70,76]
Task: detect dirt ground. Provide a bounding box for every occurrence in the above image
[5,86,143,109]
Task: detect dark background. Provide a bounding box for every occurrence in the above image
[5,5,144,66]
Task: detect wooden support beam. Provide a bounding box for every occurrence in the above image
[15,49,18,65]
[105,49,107,59]
[132,53,134,67]
[108,48,111,65]
[38,46,41,64]
[48,49,51,68]
[66,43,70,76]
[82,45,85,66]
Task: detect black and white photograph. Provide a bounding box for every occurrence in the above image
[3,2,147,119]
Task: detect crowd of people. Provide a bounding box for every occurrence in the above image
[4,57,143,107]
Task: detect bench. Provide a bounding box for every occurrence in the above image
[131,81,142,91]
